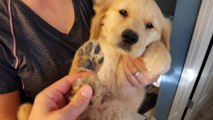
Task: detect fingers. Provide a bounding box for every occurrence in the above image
[128,56,146,72]
[42,74,80,99]
[35,72,95,112]
[133,71,144,86]
[123,66,140,87]
[45,72,95,95]
[29,73,94,120]
[60,85,93,120]
[123,55,141,87]
[33,76,77,114]
[123,55,158,87]
[129,56,159,85]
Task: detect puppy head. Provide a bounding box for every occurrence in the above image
[92,0,171,57]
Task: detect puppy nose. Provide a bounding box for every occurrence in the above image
[122,29,138,45]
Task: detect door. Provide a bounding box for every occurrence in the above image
[184,37,213,120]
[168,0,213,120]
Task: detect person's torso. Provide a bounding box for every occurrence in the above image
[0,0,94,102]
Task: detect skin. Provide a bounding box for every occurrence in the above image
[123,55,158,88]
[0,0,156,119]
[0,0,76,119]
[28,73,93,120]
[0,91,21,120]
[22,0,75,34]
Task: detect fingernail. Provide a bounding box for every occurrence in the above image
[81,85,93,98]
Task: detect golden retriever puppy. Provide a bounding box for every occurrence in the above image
[70,0,171,120]
[18,0,171,120]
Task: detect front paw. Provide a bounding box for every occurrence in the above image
[143,41,171,75]
[70,41,104,105]
[77,41,104,72]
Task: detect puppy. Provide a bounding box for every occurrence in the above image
[18,0,171,120]
[70,0,171,120]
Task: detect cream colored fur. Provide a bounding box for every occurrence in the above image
[72,0,171,119]
[18,0,171,120]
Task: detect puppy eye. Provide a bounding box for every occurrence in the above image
[146,23,154,29]
[119,10,128,17]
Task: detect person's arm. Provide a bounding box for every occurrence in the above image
[0,59,22,120]
[0,57,22,120]
[0,90,21,120]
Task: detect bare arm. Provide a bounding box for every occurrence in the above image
[0,90,21,120]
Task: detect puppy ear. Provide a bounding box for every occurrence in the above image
[161,19,172,50]
[90,1,112,40]
[89,10,106,40]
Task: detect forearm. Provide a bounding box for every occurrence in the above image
[0,90,21,120]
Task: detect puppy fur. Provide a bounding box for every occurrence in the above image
[18,0,171,120]
[71,0,171,120]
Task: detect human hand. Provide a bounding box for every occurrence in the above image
[123,55,159,87]
[28,72,93,120]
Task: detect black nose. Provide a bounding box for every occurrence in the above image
[122,29,138,45]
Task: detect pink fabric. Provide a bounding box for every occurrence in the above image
[8,0,19,69]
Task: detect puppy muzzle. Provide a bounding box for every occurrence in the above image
[122,29,138,45]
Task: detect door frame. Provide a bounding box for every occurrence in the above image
[168,0,213,120]
[184,38,213,120]
[155,0,202,119]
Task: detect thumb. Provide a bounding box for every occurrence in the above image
[60,85,93,120]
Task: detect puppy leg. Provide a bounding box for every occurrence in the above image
[69,40,104,105]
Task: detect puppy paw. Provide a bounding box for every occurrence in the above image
[71,75,101,105]
[77,41,104,72]
[143,41,171,75]
[70,41,104,105]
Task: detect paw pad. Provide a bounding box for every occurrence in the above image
[71,41,104,105]
[77,41,104,72]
